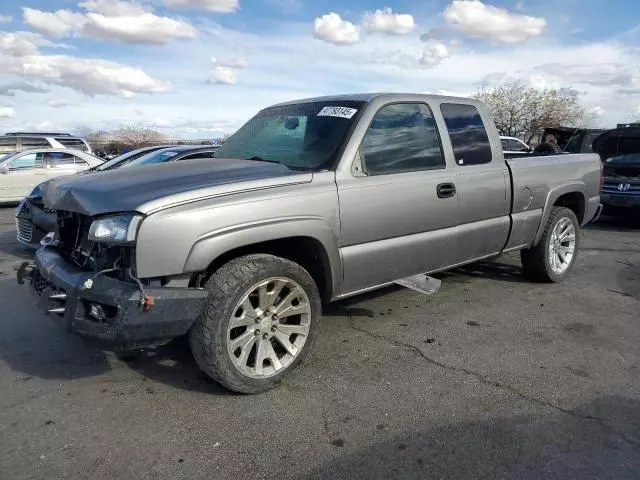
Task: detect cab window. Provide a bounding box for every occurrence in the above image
[9,153,44,170]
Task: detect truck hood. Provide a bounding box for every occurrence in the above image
[42,158,312,216]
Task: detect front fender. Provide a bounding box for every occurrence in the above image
[532,182,586,246]
[183,216,342,299]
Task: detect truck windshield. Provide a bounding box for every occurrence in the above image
[214,100,365,170]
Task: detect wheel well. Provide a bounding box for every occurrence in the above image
[554,192,585,224]
[195,237,333,302]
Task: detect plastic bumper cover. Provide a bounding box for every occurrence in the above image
[19,248,208,351]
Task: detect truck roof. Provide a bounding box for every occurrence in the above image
[272,92,481,108]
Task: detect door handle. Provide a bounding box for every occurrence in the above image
[437,183,456,199]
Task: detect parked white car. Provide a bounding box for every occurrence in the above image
[0,132,92,156]
[500,136,532,158]
[0,148,103,203]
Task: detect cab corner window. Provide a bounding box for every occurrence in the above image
[361,103,445,175]
[440,103,492,166]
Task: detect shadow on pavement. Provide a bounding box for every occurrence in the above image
[301,395,640,480]
[0,231,33,259]
[446,260,528,284]
[120,337,234,396]
[587,213,640,232]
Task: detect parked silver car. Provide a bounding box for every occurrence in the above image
[18,93,602,393]
[0,132,92,156]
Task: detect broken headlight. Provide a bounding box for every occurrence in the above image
[88,213,143,244]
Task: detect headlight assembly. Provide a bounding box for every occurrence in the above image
[88,213,143,244]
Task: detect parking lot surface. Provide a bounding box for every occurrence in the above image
[0,206,638,480]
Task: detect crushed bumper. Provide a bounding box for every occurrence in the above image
[19,248,208,351]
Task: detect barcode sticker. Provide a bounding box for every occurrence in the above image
[317,106,358,119]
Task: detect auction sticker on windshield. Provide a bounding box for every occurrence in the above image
[317,106,358,119]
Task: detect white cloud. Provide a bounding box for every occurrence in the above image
[213,57,249,68]
[314,13,360,45]
[22,8,85,37]
[0,106,16,118]
[163,0,239,13]
[589,106,605,117]
[0,14,12,23]
[536,63,637,87]
[444,0,546,44]
[47,99,71,107]
[363,8,415,35]
[0,31,171,97]
[23,1,196,45]
[210,65,237,84]
[420,42,449,67]
[0,81,50,96]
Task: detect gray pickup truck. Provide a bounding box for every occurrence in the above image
[17,93,602,393]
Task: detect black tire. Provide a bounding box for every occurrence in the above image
[189,254,321,394]
[521,206,580,283]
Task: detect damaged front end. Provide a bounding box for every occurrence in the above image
[18,209,208,351]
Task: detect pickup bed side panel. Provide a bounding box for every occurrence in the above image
[136,173,342,297]
[505,153,600,250]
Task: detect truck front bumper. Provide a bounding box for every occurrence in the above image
[18,248,208,351]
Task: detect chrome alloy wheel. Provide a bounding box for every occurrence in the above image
[548,217,576,275]
[227,277,311,379]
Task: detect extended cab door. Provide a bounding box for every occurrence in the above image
[336,101,459,295]
[439,103,510,263]
[0,152,46,201]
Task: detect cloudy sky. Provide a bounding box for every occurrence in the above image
[0,0,639,138]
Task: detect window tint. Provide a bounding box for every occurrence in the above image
[46,152,75,167]
[20,137,50,149]
[361,103,444,175]
[55,138,89,152]
[178,151,215,161]
[9,153,44,170]
[500,139,510,150]
[440,103,492,166]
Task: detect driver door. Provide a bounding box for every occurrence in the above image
[0,152,45,201]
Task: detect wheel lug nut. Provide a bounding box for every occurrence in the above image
[271,327,276,332]
[254,329,260,335]
[262,333,269,339]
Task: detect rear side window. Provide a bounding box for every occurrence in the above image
[500,139,510,150]
[20,137,50,149]
[440,103,492,166]
[55,138,89,152]
[361,103,445,175]
[46,151,75,167]
[0,137,17,150]
[509,139,529,152]
[74,156,89,166]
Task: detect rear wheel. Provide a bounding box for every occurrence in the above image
[521,206,580,282]
[190,254,321,394]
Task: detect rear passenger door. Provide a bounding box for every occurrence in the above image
[45,151,78,180]
[440,103,510,263]
[337,102,459,295]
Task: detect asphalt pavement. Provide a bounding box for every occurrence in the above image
[0,206,638,480]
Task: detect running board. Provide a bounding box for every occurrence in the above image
[394,274,441,296]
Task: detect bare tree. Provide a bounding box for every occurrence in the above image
[112,124,169,148]
[474,81,585,143]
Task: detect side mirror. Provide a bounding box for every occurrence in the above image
[0,164,9,174]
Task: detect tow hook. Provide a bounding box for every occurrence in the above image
[16,262,35,285]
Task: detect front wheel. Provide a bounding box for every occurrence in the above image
[521,206,580,282]
[190,254,321,394]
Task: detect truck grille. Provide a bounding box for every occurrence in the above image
[16,217,33,243]
[602,182,640,195]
